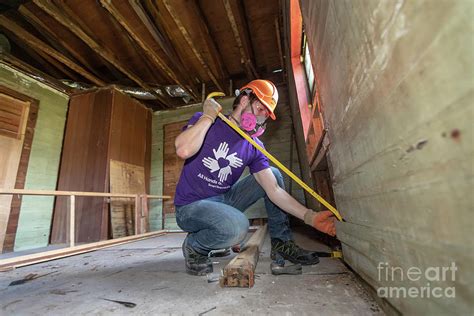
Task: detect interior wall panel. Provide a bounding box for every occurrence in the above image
[299,0,473,313]
[0,62,69,252]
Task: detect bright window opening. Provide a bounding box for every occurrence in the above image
[302,33,315,96]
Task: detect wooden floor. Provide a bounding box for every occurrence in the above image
[0,232,383,315]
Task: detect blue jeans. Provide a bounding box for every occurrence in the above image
[175,167,293,255]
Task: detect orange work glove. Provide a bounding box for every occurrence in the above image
[304,210,336,236]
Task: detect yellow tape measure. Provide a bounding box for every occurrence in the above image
[206,92,343,221]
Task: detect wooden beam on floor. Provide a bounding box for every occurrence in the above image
[31,0,165,103]
[162,0,225,92]
[0,15,105,86]
[0,230,167,271]
[222,0,259,80]
[220,224,267,288]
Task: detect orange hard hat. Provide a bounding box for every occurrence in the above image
[240,79,278,120]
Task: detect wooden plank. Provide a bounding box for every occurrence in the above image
[220,224,267,288]
[3,32,67,80]
[1,189,142,198]
[18,4,103,79]
[140,195,150,234]
[68,195,75,247]
[32,0,155,95]
[244,0,282,73]
[0,230,167,271]
[0,53,73,94]
[0,15,105,86]
[133,0,199,100]
[52,90,112,243]
[109,160,146,238]
[223,0,258,79]
[162,0,225,92]
[101,0,197,101]
[310,130,329,171]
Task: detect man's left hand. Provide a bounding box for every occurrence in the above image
[304,210,336,237]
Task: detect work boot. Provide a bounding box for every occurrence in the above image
[182,236,213,276]
[271,238,320,266]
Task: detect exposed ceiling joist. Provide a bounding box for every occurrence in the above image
[0,0,284,110]
[0,53,73,93]
[100,2,163,86]
[31,0,171,108]
[193,1,229,82]
[18,4,102,79]
[223,0,259,79]
[162,0,225,92]
[100,0,197,101]
[0,15,105,85]
[130,0,199,100]
[33,45,82,81]
[10,36,66,79]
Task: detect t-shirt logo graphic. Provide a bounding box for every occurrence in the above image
[202,142,243,182]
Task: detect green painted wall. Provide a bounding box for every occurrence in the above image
[0,63,69,251]
[151,91,304,230]
[300,1,473,314]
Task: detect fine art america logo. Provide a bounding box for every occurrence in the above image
[377,262,457,299]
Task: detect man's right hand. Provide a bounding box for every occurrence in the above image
[202,98,222,122]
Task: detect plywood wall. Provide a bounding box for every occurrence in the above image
[52,88,152,244]
[0,63,69,252]
[151,86,304,230]
[300,0,473,314]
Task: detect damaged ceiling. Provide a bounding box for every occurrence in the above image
[0,0,285,110]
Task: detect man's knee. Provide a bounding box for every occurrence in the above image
[220,214,249,245]
[270,167,285,189]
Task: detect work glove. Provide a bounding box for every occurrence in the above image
[304,210,336,236]
[201,98,222,123]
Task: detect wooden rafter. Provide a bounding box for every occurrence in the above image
[100,3,162,86]
[0,15,105,85]
[0,53,73,94]
[129,0,199,100]
[275,17,285,73]
[162,0,225,92]
[194,1,229,84]
[32,0,170,108]
[33,46,82,81]
[18,4,103,79]
[99,0,197,101]
[53,2,124,82]
[6,34,64,79]
[223,0,258,79]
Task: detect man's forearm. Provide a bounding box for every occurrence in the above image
[175,118,212,159]
[267,187,310,220]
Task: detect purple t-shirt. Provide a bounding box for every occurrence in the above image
[174,112,270,206]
